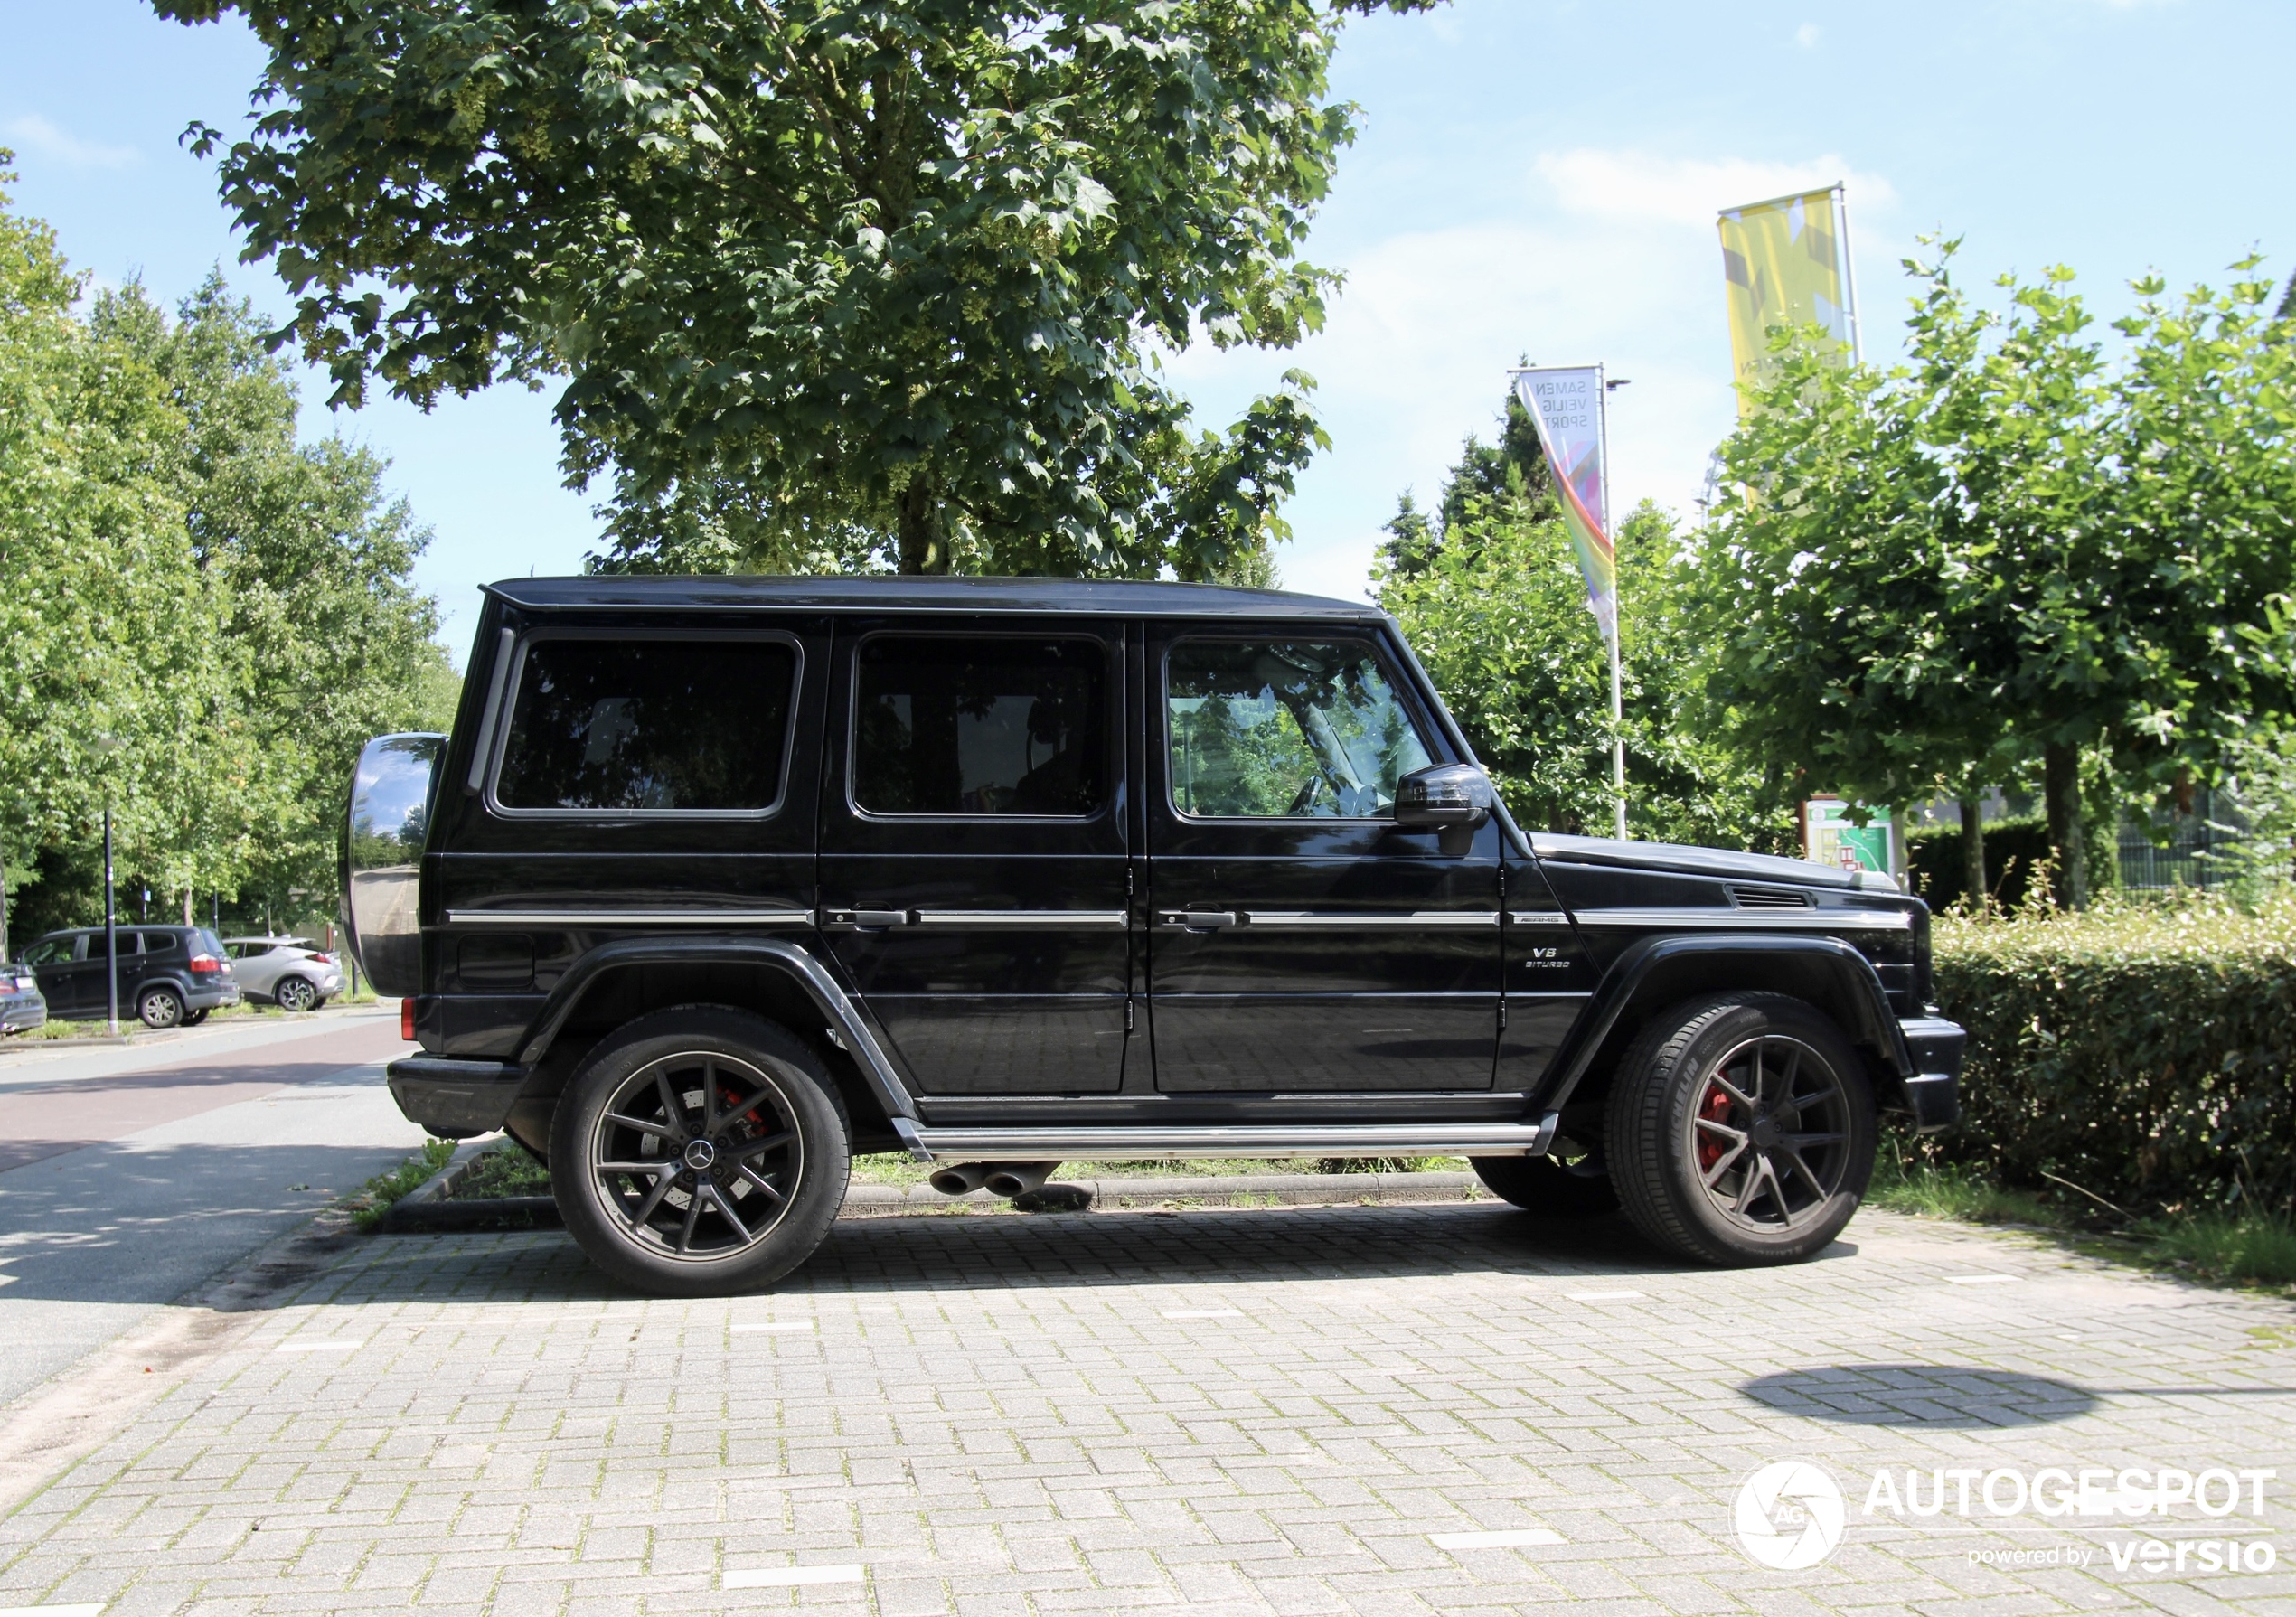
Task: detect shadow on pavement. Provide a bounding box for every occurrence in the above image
[325,1200,1800,1308]
[1739,1363,2099,1426]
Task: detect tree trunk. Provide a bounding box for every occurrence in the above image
[1957,795,1987,912]
[2042,742,2088,910]
[896,478,948,575]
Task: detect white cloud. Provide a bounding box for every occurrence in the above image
[1795,23,1821,48]
[1535,149,1895,226]
[1162,144,1902,602]
[3,114,138,171]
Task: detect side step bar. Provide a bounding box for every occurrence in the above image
[891,1116,1560,1163]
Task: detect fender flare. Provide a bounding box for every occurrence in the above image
[1531,932,1914,1115]
[512,935,919,1123]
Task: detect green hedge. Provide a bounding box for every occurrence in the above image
[1905,815,2053,911]
[1929,899,2296,1215]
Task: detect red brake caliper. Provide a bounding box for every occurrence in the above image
[1696,1081,1733,1170]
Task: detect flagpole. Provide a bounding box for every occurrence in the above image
[1598,362,1625,840]
[1834,182,1864,364]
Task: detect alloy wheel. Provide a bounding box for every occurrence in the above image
[277,977,318,1013]
[588,1050,803,1263]
[1686,1034,1853,1232]
[138,988,183,1029]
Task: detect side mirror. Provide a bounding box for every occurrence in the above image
[1393,763,1494,828]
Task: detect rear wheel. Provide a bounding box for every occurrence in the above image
[550,1008,850,1297]
[1606,994,1876,1266]
[183,1008,210,1026]
[137,985,184,1029]
[1471,1134,1619,1218]
[275,976,319,1013]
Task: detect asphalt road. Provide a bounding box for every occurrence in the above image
[0,1007,424,1407]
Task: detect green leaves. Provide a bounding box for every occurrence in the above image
[161,0,1402,572]
[1688,240,2296,834]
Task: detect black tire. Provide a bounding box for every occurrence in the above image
[550,1007,850,1297]
[183,1008,210,1026]
[275,976,319,1013]
[1471,1137,1620,1218]
[1606,993,1877,1266]
[137,984,185,1029]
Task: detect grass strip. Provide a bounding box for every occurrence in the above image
[1868,1149,2296,1293]
[347,1139,456,1229]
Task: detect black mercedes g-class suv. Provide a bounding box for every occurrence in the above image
[348,577,1963,1295]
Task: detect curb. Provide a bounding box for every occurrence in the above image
[376,1152,1488,1232]
[374,1140,556,1232]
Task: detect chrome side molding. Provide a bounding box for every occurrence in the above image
[447,908,815,926]
[890,1117,1560,1163]
[1557,907,1914,931]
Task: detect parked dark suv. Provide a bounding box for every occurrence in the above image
[350,578,1964,1295]
[18,925,241,1028]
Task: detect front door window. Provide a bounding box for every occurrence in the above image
[1168,641,1432,820]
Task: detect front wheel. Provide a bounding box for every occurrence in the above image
[1606,994,1876,1266]
[550,1008,851,1297]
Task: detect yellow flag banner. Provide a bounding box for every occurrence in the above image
[1717,185,1854,415]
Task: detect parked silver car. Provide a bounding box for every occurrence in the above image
[221,936,345,1012]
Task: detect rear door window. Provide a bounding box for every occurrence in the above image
[852,636,1106,817]
[494,636,799,813]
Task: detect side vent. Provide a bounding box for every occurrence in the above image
[1731,885,1813,910]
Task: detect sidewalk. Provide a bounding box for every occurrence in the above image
[2,1199,2291,1614]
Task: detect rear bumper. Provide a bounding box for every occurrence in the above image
[387,1056,525,1139]
[0,993,47,1033]
[186,978,240,1009]
[1895,1015,1966,1134]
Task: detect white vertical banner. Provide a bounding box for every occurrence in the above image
[1512,365,1608,533]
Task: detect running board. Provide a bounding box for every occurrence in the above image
[890,1116,1560,1163]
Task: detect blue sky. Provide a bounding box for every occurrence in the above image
[5,0,2290,660]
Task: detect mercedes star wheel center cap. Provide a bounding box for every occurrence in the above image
[682,1138,718,1171]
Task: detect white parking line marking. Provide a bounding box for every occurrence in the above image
[1431,1528,1566,1550]
[724,1565,864,1588]
[1945,1274,2018,1285]
[274,1340,362,1354]
[730,1321,816,1333]
[1161,1308,1244,1320]
[1566,1290,1643,1302]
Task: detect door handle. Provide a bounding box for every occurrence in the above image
[1161,910,1240,932]
[827,908,916,931]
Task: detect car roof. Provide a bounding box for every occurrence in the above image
[483,574,1386,621]
[221,935,315,946]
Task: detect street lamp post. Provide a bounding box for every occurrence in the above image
[93,735,123,1037]
[103,798,119,1037]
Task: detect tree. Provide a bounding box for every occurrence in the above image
[163,0,1428,578]
[0,156,245,942]
[90,276,458,916]
[1379,465,1793,847]
[1689,242,2296,907]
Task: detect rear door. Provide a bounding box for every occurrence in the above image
[1144,627,1502,1092]
[817,620,1131,1095]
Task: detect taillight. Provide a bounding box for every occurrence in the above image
[400,998,416,1040]
[188,954,222,973]
[309,952,336,966]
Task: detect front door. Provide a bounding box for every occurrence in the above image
[818,623,1133,1095]
[22,935,92,1017]
[1146,629,1502,1092]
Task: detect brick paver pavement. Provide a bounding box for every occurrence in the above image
[3,1200,2293,1615]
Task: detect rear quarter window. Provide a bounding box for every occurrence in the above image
[493,635,799,814]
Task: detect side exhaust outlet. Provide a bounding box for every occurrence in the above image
[927,1162,993,1197]
[983,1161,1060,1199]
